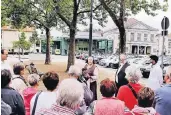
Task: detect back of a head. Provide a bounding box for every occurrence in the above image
[68,65,81,77]
[42,71,59,91]
[125,66,142,83]
[150,55,158,63]
[138,87,154,108]
[120,54,126,62]
[166,66,171,79]
[100,78,117,97]
[56,78,84,109]
[1,69,12,88]
[13,62,25,75]
[27,74,40,86]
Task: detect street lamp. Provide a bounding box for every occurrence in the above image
[89,0,93,56]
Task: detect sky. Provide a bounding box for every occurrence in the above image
[50,0,171,36]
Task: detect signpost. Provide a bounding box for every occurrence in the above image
[161,16,169,69]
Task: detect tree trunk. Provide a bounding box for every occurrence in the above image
[22,49,24,56]
[45,27,51,64]
[66,28,76,71]
[119,26,126,53]
[19,48,20,60]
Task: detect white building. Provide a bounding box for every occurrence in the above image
[104,18,160,55]
[156,34,171,55]
[1,26,41,53]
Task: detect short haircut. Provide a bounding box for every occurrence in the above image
[27,74,40,86]
[68,65,82,77]
[1,69,12,88]
[138,87,154,108]
[56,78,84,109]
[150,55,158,63]
[100,78,117,97]
[13,63,25,75]
[1,49,6,54]
[125,66,142,83]
[42,71,59,91]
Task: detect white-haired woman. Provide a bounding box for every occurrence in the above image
[22,74,40,115]
[37,78,84,115]
[83,57,98,100]
[117,66,143,110]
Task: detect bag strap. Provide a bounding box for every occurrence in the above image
[127,84,137,99]
[31,91,42,115]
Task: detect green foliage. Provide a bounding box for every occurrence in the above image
[41,39,54,47]
[13,32,32,50]
[29,31,39,44]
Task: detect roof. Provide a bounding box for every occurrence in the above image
[62,31,107,40]
[104,18,158,33]
[1,26,35,32]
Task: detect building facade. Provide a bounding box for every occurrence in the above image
[40,31,113,56]
[104,18,160,55]
[1,26,37,53]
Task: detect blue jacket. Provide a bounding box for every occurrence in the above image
[1,87,25,115]
[154,84,171,115]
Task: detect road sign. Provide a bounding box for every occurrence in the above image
[162,30,168,36]
[161,16,169,30]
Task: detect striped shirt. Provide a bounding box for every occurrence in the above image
[36,104,76,115]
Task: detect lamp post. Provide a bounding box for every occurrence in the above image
[89,0,93,56]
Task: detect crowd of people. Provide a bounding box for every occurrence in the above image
[1,49,171,115]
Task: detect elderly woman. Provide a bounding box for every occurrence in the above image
[117,66,143,110]
[83,57,98,100]
[22,74,40,115]
[10,62,28,95]
[125,87,159,115]
[37,78,84,115]
[85,78,125,115]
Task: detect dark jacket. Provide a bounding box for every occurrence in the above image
[1,99,12,115]
[115,62,130,89]
[1,87,25,115]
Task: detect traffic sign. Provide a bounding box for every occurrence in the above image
[161,16,169,30]
[162,30,168,36]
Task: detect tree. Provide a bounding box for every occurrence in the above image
[1,0,58,64]
[29,31,40,53]
[53,0,105,71]
[13,32,31,57]
[99,0,168,53]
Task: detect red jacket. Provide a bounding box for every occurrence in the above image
[117,83,143,110]
[23,87,37,115]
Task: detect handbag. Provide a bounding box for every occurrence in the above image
[31,91,42,115]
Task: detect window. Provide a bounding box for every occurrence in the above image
[137,33,141,41]
[130,33,134,41]
[144,34,148,41]
[168,42,171,48]
[150,34,154,42]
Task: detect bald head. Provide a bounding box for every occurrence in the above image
[165,66,171,83]
[120,54,126,64]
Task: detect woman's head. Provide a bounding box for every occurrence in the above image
[138,87,154,108]
[86,57,95,65]
[13,62,25,75]
[125,66,142,83]
[68,65,82,79]
[1,69,12,88]
[42,71,59,91]
[56,78,84,110]
[27,74,40,87]
[100,78,117,97]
